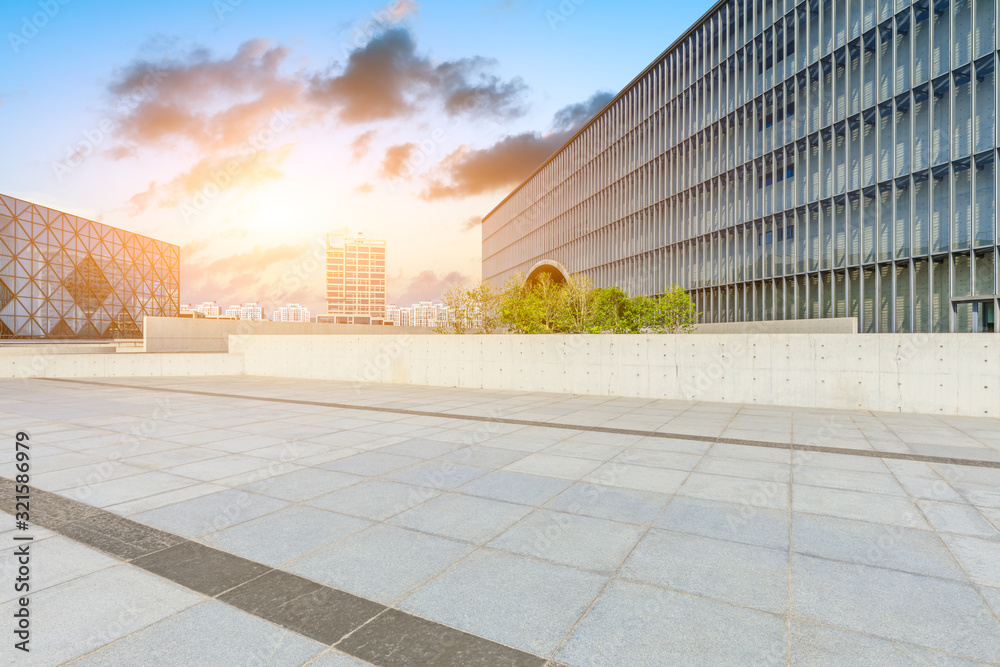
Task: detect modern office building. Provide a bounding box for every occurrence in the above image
[0,194,179,339]
[272,303,311,322]
[483,0,999,333]
[323,233,387,325]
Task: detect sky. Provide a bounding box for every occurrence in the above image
[0,0,709,315]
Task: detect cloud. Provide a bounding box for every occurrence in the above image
[307,28,527,123]
[420,90,615,200]
[354,182,375,194]
[421,131,568,200]
[383,0,420,23]
[350,129,377,162]
[552,90,614,132]
[182,241,327,313]
[462,215,482,231]
[389,269,470,304]
[128,144,294,213]
[380,142,416,178]
[108,39,302,158]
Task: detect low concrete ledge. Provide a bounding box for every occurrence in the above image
[0,352,244,379]
[232,333,1000,417]
[143,316,436,353]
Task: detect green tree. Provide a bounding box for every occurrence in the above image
[654,285,699,333]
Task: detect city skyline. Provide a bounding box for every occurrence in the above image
[0,0,706,317]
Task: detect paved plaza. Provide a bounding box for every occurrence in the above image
[2,375,1000,665]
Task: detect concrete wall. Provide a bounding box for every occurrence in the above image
[232,333,1000,416]
[1,352,243,379]
[143,316,436,352]
[694,318,859,334]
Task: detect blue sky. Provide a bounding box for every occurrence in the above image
[0,0,710,312]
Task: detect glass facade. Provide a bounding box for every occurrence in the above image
[0,194,180,339]
[483,0,1000,332]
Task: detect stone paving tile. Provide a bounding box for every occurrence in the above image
[0,565,203,667]
[938,533,1000,587]
[236,467,362,502]
[0,536,117,603]
[385,460,490,490]
[504,453,603,480]
[32,462,147,492]
[132,488,289,538]
[789,619,986,666]
[612,448,704,472]
[583,462,690,494]
[791,553,1000,663]
[655,496,790,550]
[389,492,532,544]
[621,529,789,613]
[488,509,646,574]
[676,472,789,509]
[321,451,422,476]
[307,480,435,521]
[69,600,326,666]
[694,456,790,481]
[287,524,475,604]
[543,482,673,525]
[57,471,199,508]
[399,548,608,656]
[792,485,926,528]
[897,475,967,502]
[790,512,967,580]
[376,438,464,459]
[917,499,1000,538]
[202,505,372,568]
[164,453,274,482]
[555,578,787,666]
[793,466,909,496]
[122,446,226,469]
[458,470,572,506]
[104,483,227,516]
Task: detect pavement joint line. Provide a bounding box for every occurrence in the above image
[40,378,1000,470]
[0,476,548,667]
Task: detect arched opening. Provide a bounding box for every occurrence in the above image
[525,260,570,286]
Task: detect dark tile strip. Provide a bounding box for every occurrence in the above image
[0,475,548,666]
[336,608,548,667]
[43,377,1000,469]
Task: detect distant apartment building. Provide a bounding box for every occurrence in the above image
[322,233,386,325]
[183,301,220,317]
[225,303,264,320]
[1,194,179,339]
[384,301,449,328]
[272,303,311,322]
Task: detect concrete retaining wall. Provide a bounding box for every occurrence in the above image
[0,352,243,379]
[231,333,1000,416]
[694,318,859,334]
[143,316,436,352]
